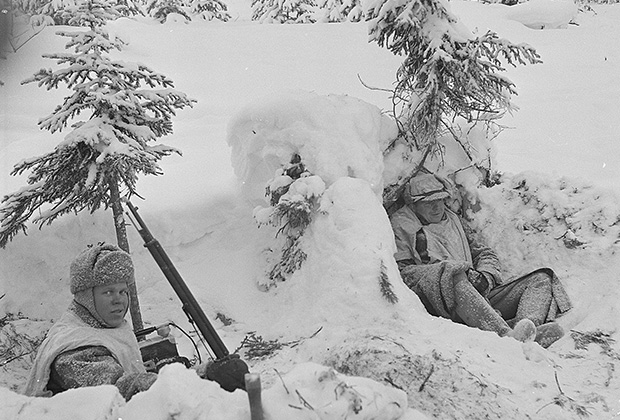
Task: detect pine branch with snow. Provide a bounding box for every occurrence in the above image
[251,0,318,23]
[116,0,144,16]
[28,0,132,25]
[317,0,363,22]
[146,0,191,23]
[57,0,126,25]
[379,260,398,304]
[189,0,231,21]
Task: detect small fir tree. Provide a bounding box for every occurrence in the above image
[317,0,363,22]
[189,0,230,21]
[146,0,191,23]
[366,0,541,205]
[14,0,141,24]
[254,154,325,290]
[251,0,317,23]
[36,0,80,24]
[13,0,144,26]
[0,0,195,330]
[116,0,144,16]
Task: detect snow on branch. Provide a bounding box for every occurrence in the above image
[0,1,193,248]
[368,0,542,200]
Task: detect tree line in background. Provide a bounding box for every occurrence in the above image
[7,0,616,28]
[7,0,229,25]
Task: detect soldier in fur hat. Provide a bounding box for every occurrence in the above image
[23,243,157,400]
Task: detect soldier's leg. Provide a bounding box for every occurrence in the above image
[453,272,535,342]
[489,272,553,326]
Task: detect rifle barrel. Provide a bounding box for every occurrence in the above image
[124,199,229,359]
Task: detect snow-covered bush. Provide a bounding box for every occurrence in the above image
[116,0,144,17]
[251,0,318,23]
[472,173,620,255]
[146,0,191,22]
[14,0,138,25]
[189,0,231,21]
[18,0,80,24]
[316,0,363,22]
[254,154,326,288]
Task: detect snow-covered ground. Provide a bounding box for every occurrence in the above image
[1,1,620,419]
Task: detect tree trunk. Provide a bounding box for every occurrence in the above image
[109,179,144,332]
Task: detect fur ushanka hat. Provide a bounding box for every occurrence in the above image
[70,243,134,326]
[70,243,134,294]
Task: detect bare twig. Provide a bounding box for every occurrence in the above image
[274,368,290,395]
[384,373,405,390]
[357,73,393,93]
[418,364,435,392]
[0,348,37,367]
[295,389,315,410]
[9,23,47,53]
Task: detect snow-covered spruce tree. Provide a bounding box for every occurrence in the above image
[189,0,230,21]
[317,0,363,22]
[366,0,541,205]
[251,0,317,23]
[15,0,140,25]
[116,0,144,16]
[17,0,77,24]
[146,0,191,23]
[0,0,195,330]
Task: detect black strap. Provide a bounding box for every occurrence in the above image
[415,228,430,264]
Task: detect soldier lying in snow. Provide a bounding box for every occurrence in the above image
[390,173,572,347]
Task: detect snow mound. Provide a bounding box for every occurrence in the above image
[249,177,425,337]
[504,0,578,29]
[120,363,249,419]
[262,362,411,420]
[227,90,398,202]
[0,362,420,420]
[1,384,124,420]
[224,91,424,337]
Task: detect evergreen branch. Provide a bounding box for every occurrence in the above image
[379,260,398,303]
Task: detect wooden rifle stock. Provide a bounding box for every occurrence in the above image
[124,199,229,359]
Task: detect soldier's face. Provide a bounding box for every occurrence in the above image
[412,199,446,224]
[93,282,129,328]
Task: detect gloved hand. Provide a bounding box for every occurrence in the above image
[467,269,490,296]
[204,354,249,392]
